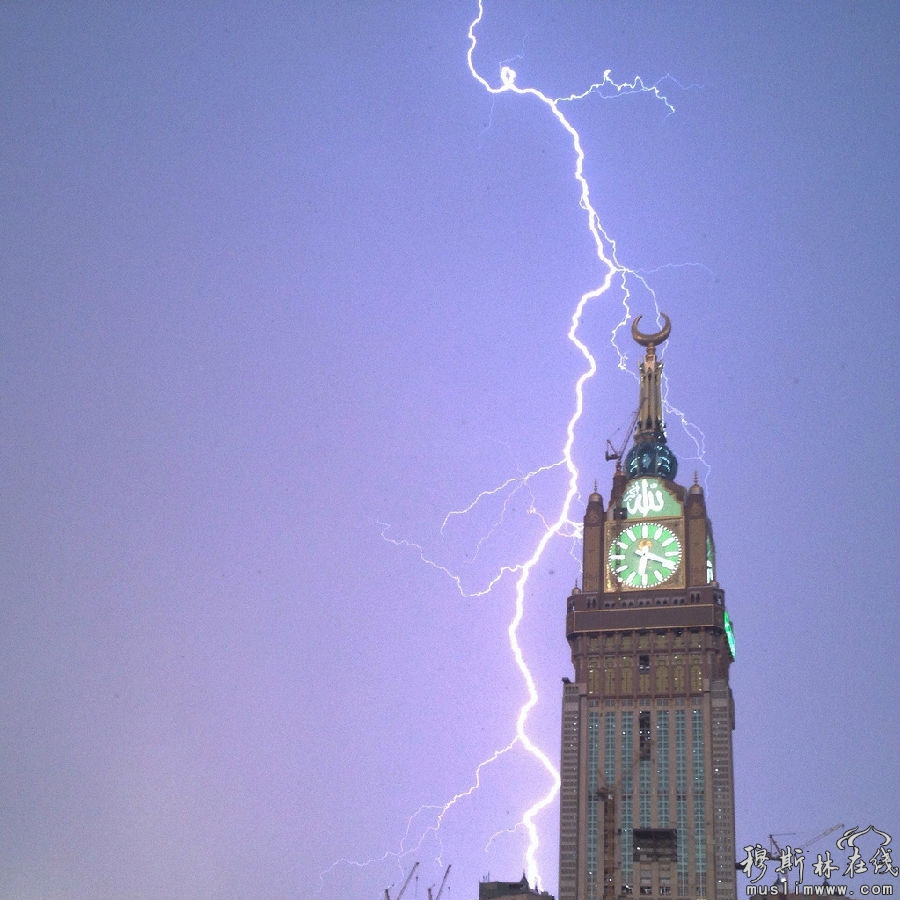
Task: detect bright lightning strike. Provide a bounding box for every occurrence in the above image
[323,3,709,894]
[464,1,685,886]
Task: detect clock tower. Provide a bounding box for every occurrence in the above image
[558,316,737,900]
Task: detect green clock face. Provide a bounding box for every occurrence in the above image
[608,522,683,588]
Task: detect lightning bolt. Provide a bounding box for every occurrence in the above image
[322,4,711,894]
[465,1,683,884]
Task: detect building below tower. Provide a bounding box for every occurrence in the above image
[479,875,555,900]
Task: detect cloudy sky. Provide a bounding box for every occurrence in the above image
[2,3,898,899]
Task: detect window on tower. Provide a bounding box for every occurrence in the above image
[691,665,703,693]
[633,828,678,862]
[655,665,669,693]
[639,710,651,760]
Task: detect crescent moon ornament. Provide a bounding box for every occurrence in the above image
[631,312,671,347]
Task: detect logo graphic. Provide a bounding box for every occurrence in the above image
[741,827,898,897]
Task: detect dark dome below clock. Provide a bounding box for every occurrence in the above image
[625,439,678,481]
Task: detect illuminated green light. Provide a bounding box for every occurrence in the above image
[723,610,736,659]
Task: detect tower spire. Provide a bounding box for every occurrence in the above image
[624,313,678,480]
[631,313,669,442]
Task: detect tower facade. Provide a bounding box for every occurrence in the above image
[558,316,736,900]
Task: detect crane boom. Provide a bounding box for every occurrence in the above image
[766,824,846,861]
[428,864,451,900]
[801,823,845,849]
[605,411,639,465]
[385,861,419,900]
[768,833,796,859]
[396,861,419,900]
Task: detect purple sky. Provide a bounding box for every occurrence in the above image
[2,3,898,899]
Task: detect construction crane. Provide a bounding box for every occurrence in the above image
[384,861,419,900]
[737,823,847,870]
[800,823,845,851]
[767,833,797,861]
[605,411,639,468]
[427,864,451,900]
[768,823,845,860]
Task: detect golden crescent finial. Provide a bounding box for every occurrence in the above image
[631,312,671,347]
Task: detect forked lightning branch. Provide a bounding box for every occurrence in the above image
[325,2,713,894]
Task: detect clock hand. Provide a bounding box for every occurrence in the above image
[637,551,649,577]
[644,551,675,567]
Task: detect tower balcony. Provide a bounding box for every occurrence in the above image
[566,588,726,638]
